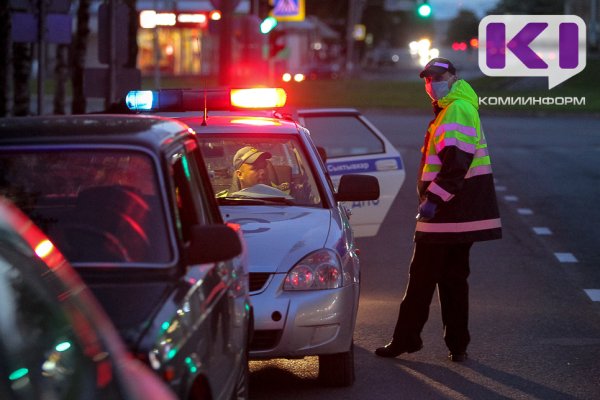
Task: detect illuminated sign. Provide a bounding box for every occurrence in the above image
[140,10,209,29]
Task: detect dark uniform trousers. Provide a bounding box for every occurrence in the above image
[393,241,473,353]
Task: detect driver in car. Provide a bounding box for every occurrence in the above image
[218,146,290,197]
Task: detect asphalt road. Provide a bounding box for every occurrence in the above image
[249,111,600,399]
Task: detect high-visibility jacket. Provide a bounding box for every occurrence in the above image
[415,79,502,243]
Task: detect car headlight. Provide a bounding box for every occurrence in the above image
[284,249,343,290]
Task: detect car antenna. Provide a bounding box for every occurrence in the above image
[201,80,208,126]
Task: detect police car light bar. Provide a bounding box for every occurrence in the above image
[125,88,287,112]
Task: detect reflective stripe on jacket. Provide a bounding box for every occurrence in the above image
[415,79,502,243]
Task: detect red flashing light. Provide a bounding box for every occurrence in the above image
[230,88,287,109]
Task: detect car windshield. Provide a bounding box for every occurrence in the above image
[0,149,172,264]
[198,136,323,207]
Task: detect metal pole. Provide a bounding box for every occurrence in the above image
[153,0,161,88]
[219,0,233,85]
[37,0,45,115]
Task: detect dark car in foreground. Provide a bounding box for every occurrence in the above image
[0,196,177,400]
[0,115,252,400]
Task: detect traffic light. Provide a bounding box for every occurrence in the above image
[269,30,286,58]
[260,16,278,34]
[258,0,277,34]
[416,1,432,18]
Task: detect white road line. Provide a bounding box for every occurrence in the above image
[504,195,518,202]
[495,185,507,192]
[533,227,552,235]
[584,289,600,302]
[517,208,534,215]
[554,252,578,263]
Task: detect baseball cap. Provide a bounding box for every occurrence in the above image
[419,57,456,78]
[233,146,272,170]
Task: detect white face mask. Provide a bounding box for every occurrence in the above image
[425,80,450,101]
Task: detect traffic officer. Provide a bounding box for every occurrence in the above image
[375,57,502,362]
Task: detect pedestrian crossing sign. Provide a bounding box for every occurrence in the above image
[273,0,305,22]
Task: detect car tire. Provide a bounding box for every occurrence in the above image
[317,341,355,387]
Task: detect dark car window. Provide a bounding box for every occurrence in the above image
[169,140,213,243]
[0,241,121,399]
[302,115,385,158]
[0,150,171,264]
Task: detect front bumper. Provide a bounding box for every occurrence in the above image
[249,273,358,359]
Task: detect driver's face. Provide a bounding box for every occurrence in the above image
[237,159,268,188]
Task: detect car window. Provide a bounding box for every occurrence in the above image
[0,242,122,399]
[171,141,213,243]
[198,135,322,207]
[302,115,385,158]
[0,150,172,264]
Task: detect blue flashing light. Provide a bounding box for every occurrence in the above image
[126,91,155,111]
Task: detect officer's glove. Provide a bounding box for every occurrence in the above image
[416,198,437,220]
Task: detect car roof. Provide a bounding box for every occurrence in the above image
[0,114,193,152]
[296,108,361,116]
[178,114,303,136]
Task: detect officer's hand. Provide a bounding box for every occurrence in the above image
[416,198,437,220]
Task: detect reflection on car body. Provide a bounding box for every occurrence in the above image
[124,87,380,387]
[0,196,177,400]
[0,115,252,400]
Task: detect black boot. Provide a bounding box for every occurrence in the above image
[375,342,423,358]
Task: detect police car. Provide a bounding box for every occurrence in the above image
[0,115,252,400]
[297,108,405,237]
[125,88,380,386]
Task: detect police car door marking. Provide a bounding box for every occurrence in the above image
[326,156,403,176]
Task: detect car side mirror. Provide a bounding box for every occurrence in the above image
[187,224,242,264]
[335,174,380,202]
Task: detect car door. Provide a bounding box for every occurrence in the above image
[297,109,405,237]
[167,139,243,398]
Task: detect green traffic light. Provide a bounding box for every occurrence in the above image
[260,16,278,34]
[417,4,432,18]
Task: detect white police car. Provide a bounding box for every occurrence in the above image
[297,108,405,237]
[125,88,380,387]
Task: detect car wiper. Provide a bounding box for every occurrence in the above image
[217,196,294,205]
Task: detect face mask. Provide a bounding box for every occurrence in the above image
[425,80,450,101]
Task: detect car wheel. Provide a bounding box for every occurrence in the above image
[318,341,355,387]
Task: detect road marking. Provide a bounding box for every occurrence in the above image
[554,252,578,263]
[397,363,545,400]
[504,195,518,202]
[517,208,534,215]
[495,185,507,191]
[533,227,552,235]
[584,289,600,302]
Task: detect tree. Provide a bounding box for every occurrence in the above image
[446,9,479,46]
[53,44,69,115]
[0,1,11,116]
[12,43,32,116]
[71,0,91,114]
[489,0,564,14]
